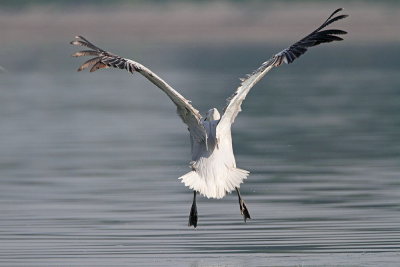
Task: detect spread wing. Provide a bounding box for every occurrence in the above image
[70,36,207,143]
[217,8,348,134]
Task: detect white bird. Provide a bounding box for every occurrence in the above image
[71,8,347,228]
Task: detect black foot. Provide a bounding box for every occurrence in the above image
[188,191,198,228]
[236,187,251,223]
[239,198,251,222]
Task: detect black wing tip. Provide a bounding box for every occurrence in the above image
[272,8,348,67]
[71,35,109,72]
[70,35,84,45]
[71,36,135,74]
[70,40,78,46]
[334,8,344,13]
[333,14,349,22]
[74,35,87,41]
[70,35,105,54]
[330,8,348,18]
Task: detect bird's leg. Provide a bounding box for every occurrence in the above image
[235,187,251,222]
[188,191,198,228]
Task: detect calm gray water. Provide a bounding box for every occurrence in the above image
[0,43,399,266]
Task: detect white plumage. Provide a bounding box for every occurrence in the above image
[71,8,347,226]
[180,108,250,199]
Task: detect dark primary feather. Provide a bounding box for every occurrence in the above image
[70,36,141,73]
[241,9,348,81]
[220,8,348,128]
[70,35,208,144]
[72,50,99,57]
[274,8,348,66]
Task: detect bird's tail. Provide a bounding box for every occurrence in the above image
[179,168,249,199]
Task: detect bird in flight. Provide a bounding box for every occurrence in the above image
[71,8,347,228]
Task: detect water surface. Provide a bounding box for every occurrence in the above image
[0,43,399,266]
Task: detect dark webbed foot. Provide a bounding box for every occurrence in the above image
[188,191,198,228]
[239,198,251,222]
[236,187,251,222]
[188,202,198,227]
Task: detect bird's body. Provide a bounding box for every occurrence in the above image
[181,109,249,199]
[70,8,348,227]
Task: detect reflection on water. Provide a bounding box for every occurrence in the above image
[0,44,399,266]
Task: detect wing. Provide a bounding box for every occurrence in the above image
[217,8,348,134]
[70,36,207,143]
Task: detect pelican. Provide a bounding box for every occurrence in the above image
[71,8,347,228]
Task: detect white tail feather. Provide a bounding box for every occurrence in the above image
[179,168,249,199]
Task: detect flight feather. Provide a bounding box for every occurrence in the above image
[70,36,207,143]
[217,8,348,134]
